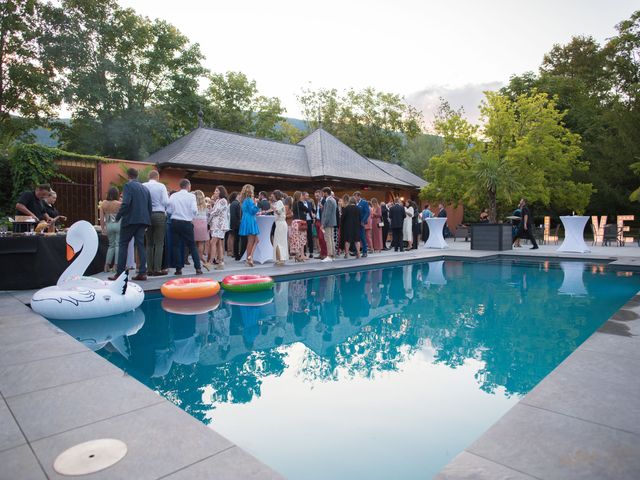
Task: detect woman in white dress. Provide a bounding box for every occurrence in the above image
[271,190,289,265]
[403,200,414,250]
[208,185,230,270]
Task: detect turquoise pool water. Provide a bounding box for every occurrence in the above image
[54,258,640,479]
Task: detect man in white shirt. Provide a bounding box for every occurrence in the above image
[166,179,202,275]
[143,170,169,276]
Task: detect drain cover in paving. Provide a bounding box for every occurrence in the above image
[53,439,127,475]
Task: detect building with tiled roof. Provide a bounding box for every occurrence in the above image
[147,127,426,200]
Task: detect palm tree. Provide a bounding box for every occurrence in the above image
[110,164,158,190]
[471,156,521,223]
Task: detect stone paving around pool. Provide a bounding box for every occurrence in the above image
[1,240,640,479]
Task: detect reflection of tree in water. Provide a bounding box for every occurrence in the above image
[295,261,633,396]
[97,259,640,417]
[299,316,423,382]
[156,348,287,424]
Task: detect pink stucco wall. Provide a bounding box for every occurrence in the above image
[99,159,156,199]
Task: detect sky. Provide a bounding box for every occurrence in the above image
[118,0,637,128]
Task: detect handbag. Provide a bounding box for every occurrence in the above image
[378,221,384,228]
[312,224,317,236]
[298,220,307,232]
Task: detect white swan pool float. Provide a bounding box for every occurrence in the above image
[31,221,145,320]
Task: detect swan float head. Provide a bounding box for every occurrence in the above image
[31,220,145,320]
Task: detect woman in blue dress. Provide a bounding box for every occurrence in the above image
[239,184,260,266]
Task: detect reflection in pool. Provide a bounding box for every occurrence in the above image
[57,258,640,479]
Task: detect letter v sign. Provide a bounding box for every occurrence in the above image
[591,216,607,246]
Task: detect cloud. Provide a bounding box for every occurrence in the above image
[406,82,503,130]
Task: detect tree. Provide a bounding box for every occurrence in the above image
[48,0,207,159]
[398,133,443,176]
[502,11,640,217]
[422,93,591,223]
[202,71,301,142]
[629,162,640,202]
[607,10,640,106]
[298,86,423,161]
[0,0,61,143]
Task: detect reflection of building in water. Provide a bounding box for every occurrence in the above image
[195,294,410,367]
[558,261,588,297]
[52,308,145,358]
[119,270,415,373]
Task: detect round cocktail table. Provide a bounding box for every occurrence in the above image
[557,216,590,253]
[424,218,448,249]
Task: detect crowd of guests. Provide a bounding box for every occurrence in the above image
[95,168,446,280]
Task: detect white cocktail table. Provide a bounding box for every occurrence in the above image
[242,215,275,264]
[557,216,590,253]
[424,218,448,249]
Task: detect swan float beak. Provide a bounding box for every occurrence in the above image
[66,244,75,261]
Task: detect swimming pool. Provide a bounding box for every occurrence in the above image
[53,258,640,479]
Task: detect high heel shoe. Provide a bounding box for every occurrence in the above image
[247,256,254,267]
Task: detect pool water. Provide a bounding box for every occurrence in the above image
[54,258,640,479]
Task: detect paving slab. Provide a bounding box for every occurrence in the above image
[0,350,121,399]
[161,446,284,480]
[0,311,48,327]
[0,398,25,452]
[0,294,32,311]
[31,401,234,480]
[467,403,640,480]
[580,330,640,360]
[0,321,62,347]
[7,373,164,441]
[0,333,89,368]
[522,348,640,435]
[434,451,537,480]
[0,444,47,480]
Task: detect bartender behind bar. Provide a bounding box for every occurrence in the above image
[14,184,53,232]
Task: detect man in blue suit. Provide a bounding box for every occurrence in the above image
[109,168,152,281]
[354,191,370,257]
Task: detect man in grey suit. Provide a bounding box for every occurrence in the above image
[109,168,152,281]
[321,187,337,261]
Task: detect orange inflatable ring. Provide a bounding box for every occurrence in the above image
[161,277,220,300]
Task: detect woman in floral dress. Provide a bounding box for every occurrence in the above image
[193,190,209,265]
[208,185,229,270]
[289,191,308,262]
